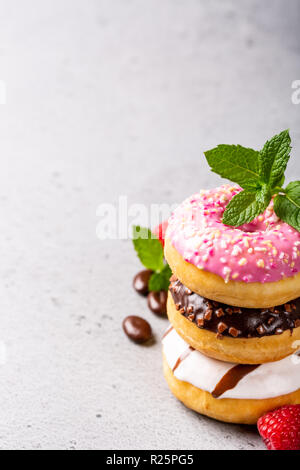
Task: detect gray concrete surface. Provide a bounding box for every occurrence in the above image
[0,0,299,450]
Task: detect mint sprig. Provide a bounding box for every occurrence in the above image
[204,130,300,231]
[274,182,300,231]
[132,225,171,291]
[132,226,164,272]
[204,145,260,190]
[222,187,271,227]
[148,264,172,292]
[259,130,291,190]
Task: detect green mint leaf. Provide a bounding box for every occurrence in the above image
[132,225,164,272]
[204,145,260,189]
[259,129,291,189]
[273,181,300,231]
[222,186,271,227]
[255,183,272,207]
[148,264,172,292]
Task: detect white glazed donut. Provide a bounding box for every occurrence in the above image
[162,326,300,424]
[163,326,300,400]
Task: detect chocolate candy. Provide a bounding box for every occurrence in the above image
[122,316,152,343]
[147,291,168,316]
[133,270,153,296]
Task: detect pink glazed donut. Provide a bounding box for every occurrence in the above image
[164,185,300,308]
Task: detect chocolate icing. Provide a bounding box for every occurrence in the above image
[169,279,300,338]
[211,364,260,398]
[172,346,195,372]
[162,325,173,340]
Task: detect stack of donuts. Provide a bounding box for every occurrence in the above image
[162,185,300,424]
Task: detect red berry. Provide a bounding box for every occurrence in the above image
[153,220,168,247]
[257,405,300,450]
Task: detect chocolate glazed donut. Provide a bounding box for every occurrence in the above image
[169,279,300,339]
[166,293,300,364]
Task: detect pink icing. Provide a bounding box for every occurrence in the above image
[166,184,300,284]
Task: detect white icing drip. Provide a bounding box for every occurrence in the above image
[163,327,300,400]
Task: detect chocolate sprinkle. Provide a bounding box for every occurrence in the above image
[256,325,266,336]
[218,322,228,334]
[169,279,300,339]
[228,327,240,338]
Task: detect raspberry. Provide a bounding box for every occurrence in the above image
[257,405,300,450]
[153,221,168,247]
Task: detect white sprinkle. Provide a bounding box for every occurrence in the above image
[223,266,231,283]
[238,258,247,266]
[257,259,265,268]
[243,238,249,248]
[223,266,231,275]
[220,240,228,249]
[232,245,242,256]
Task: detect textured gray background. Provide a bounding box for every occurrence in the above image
[0,0,299,450]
